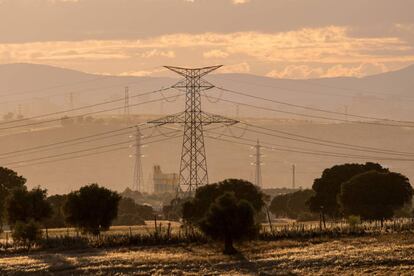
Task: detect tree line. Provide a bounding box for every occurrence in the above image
[270,162,413,227]
[0,162,413,254]
[0,167,155,248]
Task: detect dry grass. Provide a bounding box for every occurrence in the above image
[1,233,414,275]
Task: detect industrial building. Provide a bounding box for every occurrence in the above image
[153,165,179,194]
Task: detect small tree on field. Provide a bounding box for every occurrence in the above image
[307,162,388,221]
[113,197,154,226]
[6,187,52,226]
[12,220,42,250]
[270,189,316,220]
[44,194,68,229]
[6,187,51,248]
[63,184,121,235]
[0,167,26,230]
[182,179,267,225]
[339,171,413,226]
[199,192,259,254]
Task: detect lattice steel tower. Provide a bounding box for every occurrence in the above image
[149,66,238,195]
[254,139,263,188]
[133,126,144,192]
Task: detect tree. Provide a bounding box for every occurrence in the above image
[307,162,388,219]
[63,184,121,235]
[6,187,52,227]
[44,195,68,229]
[199,193,259,254]
[12,220,42,250]
[270,189,316,221]
[163,197,188,221]
[339,171,413,226]
[5,187,51,248]
[183,179,267,224]
[113,197,154,226]
[0,167,26,229]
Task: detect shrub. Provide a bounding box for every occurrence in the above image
[183,179,267,225]
[347,215,361,229]
[63,184,121,235]
[199,192,259,254]
[12,220,42,249]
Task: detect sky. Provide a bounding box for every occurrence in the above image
[0,0,414,78]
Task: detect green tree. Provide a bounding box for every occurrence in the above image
[44,194,68,229]
[270,189,316,220]
[307,162,388,219]
[0,167,26,229]
[199,193,259,254]
[183,179,267,224]
[6,187,52,227]
[12,220,42,250]
[63,184,121,235]
[339,171,413,226]
[113,197,154,226]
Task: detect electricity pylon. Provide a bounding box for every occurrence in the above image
[133,126,144,192]
[149,65,238,195]
[254,139,263,188]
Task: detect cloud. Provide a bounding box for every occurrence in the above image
[232,0,250,4]
[217,62,250,74]
[266,63,389,79]
[0,26,413,78]
[203,49,229,59]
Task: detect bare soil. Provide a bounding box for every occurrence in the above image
[1,233,413,275]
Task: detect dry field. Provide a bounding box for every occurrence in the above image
[1,233,414,275]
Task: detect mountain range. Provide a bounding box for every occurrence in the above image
[0,63,413,122]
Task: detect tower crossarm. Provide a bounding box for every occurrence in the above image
[200,112,239,126]
[164,65,222,78]
[147,111,238,127]
[147,112,186,126]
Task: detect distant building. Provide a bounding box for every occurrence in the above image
[153,165,179,194]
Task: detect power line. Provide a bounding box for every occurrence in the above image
[202,94,414,128]
[0,87,172,126]
[237,122,414,156]
[0,125,142,157]
[214,74,414,102]
[216,86,414,125]
[0,92,181,131]
[0,129,135,160]
[1,125,179,163]
[205,128,414,160]
[11,134,182,169]
[5,128,182,167]
[204,133,414,162]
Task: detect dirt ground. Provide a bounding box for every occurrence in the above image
[1,233,414,275]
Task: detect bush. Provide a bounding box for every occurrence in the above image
[6,187,51,227]
[12,220,42,249]
[347,215,361,229]
[183,179,267,225]
[63,184,121,235]
[339,171,413,225]
[199,192,259,254]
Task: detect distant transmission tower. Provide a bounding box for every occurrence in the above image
[124,86,130,121]
[133,126,144,192]
[254,139,263,188]
[149,66,238,195]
